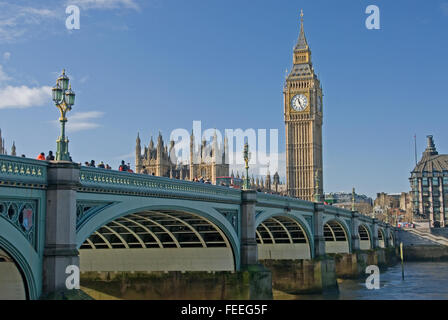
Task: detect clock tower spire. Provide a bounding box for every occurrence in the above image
[284,10,324,201]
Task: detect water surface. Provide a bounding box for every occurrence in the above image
[274,262,448,300]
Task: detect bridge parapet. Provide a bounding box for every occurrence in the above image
[357,215,372,224]
[322,205,353,219]
[256,192,315,211]
[0,155,48,187]
[79,167,241,203]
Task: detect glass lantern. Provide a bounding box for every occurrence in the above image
[52,85,63,103]
[57,70,69,91]
[65,86,75,106]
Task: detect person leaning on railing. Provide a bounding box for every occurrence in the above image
[36,152,45,160]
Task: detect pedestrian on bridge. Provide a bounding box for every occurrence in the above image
[36,152,45,160]
[119,160,128,171]
[46,151,55,161]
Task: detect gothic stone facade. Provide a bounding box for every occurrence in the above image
[135,132,229,184]
[0,129,16,156]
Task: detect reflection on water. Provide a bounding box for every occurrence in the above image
[274,262,448,300]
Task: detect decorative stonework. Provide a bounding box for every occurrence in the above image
[76,201,115,230]
[344,218,352,229]
[0,199,37,248]
[79,167,241,203]
[0,155,47,187]
[304,215,313,235]
[215,208,239,235]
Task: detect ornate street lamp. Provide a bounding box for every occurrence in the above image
[351,187,356,211]
[52,69,75,161]
[243,142,251,190]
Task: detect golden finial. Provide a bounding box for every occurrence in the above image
[62,69,66,75]
[300,9,304,23]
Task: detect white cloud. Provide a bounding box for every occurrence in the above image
[0,3,61,43]
[70,111,104,121]
[66,0,140,10]
[3,52,10,60]
[0,1,140,43]
[0,85,51,109]
[0,65,11,83]
[66,111,104,132]
[21,7,58,18]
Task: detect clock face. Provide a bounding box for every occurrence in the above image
[291,94,308,112]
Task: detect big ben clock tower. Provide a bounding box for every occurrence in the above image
[284,10,323,201]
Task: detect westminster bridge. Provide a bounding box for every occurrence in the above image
[0,155,397,299]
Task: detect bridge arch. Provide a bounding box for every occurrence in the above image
[378,228,386,248]
[256,215,312,260]
[387,229,395,247]
[77,203,240,271]
[256,210,314,258]
[358,224,372,250]
[323,218,351,254]
[0,219,40,300]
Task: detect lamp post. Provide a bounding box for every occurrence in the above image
[243,142,251,190]
[51,69,75,161]
[352,187,356,211]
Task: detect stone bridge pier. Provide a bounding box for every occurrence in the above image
[42,162,80,296]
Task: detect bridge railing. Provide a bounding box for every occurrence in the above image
[0,155,48,187]
[357,214,376,224]
[256,192,315,211]
[79,167,242,203]
[322,205,353,219]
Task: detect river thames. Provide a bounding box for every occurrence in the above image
[274,262,448,300]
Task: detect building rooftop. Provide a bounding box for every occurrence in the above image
[412,136,448,174]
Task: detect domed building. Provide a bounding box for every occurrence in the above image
[410,136,448,228]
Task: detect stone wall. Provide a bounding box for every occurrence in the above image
[259,258,338,294]
[81,266,272,300]
[332,248,397,279]
[403,245,448,261]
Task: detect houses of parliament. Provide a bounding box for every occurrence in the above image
[135,131,229,185]
[135,11,323,200]
[134,131,286,193]
[0,129,16,156]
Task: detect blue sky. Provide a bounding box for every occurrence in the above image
[0,0,447,198]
